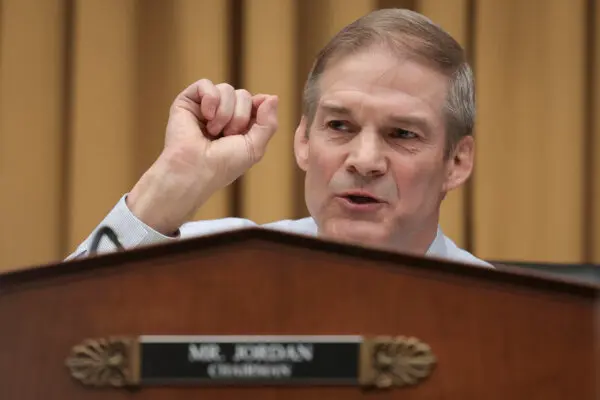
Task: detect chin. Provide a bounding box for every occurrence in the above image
[320,218,389,249]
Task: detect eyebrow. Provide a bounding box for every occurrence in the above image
[320,102,432,134]
[320,103,353,116]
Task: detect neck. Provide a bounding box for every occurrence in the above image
[385,221,439,256]
[315,216,440,256]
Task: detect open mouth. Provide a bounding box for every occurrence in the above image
[342,194,380,204]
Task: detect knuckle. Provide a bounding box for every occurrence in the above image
[197,79,215,95]
[217,82,235,93]
[235,88,251,98]
[197,78,213,86]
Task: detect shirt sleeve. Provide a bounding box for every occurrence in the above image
[65,194,179,260]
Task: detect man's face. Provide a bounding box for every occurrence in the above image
[294,47,473,252]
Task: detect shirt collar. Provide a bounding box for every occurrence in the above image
[425,227,448,258]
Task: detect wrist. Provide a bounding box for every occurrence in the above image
[127,151,216,235]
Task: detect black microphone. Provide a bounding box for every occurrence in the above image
[89,226,125,255]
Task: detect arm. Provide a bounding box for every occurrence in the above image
[65,195,179,260]
[66,79,278,259]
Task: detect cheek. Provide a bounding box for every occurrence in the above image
[391,157,446,204]
[310,150,333,175]
[304,144,343,205]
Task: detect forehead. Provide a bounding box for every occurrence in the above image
[316,48,449,122]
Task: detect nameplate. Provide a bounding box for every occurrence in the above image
[65,335,436,390]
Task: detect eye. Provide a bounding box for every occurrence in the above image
[326,120,352,132]
[389,128,418,139]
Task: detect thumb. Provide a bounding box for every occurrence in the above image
[247,95,279,155]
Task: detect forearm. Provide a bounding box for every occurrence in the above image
[128,150,218,236]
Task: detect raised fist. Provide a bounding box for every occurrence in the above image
[165,79,279,185]
[127,79,279,234]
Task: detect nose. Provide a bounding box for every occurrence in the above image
[344,130,388,177]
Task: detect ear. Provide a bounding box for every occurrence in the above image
[443,135,474,192]
[294,116,310,172]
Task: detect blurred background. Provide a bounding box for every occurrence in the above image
[0,0,598,272]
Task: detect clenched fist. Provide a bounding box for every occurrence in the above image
[127,79,279,235]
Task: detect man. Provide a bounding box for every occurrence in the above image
[68,8,490,267]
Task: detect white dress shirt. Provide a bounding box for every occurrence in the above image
[68,195,492,268]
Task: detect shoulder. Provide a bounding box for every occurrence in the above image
[179,217,318,238]
[261,217,318,235]
[440,235,494,268]
[179,217,258,237]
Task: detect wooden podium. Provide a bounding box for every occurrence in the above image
[0,228,597,399]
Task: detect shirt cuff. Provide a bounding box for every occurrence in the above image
[66,194,179,259]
